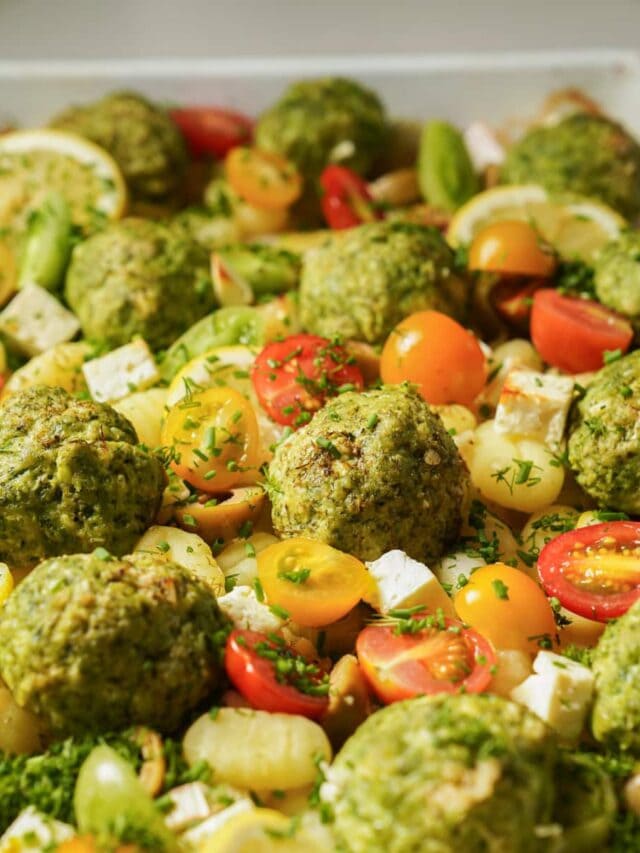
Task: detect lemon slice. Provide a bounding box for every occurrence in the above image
[447,184,625,261]
[198,808,327,853]
[166,344,284,459]
[0,129,127,244]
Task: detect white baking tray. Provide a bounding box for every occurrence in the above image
[1,50,640,132]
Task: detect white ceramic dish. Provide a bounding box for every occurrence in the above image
[1,50,640,131]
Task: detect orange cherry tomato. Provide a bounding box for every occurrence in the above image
[380,310,487,406]
[226,146,302,210]
[161,387,262,492]
[468,220,557,277]
[257,537,370,627]
[454,563,557,655]
[356,614,496,704]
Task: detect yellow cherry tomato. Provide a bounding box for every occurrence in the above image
[257,537,370,627]
[226,146,303,211]
[454,562,557,655]
[468,220,557,276]
[161,387,262,492]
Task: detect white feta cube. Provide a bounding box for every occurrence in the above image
[182,799,255,847]
[510,650,594,742]
[494,368,575,450]
[364,549,456,617]
[0,283,79,357]
[218,585,284,633]
[463,121,505,171]
[83,338,159,403]
[164,782,213,831]
[0,807,75,852]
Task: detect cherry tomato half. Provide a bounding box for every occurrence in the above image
[538,522,640,622]
[356,614,495,704]
[469,220,557,277]
[170,107,253,159]
[454,563,557,655]
[257,536,370,627]
[161,386,262,492]
[531,289,633,373]
[225,629,329,719]
[320,165,381,230]
[226,146,302,210]
[252,333,364,427]
[380,310,487,406]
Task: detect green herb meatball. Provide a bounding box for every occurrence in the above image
[593,231,640,320]
[567,350,640,513]
[299,221,467,345]
[65,218,215,351]
[268,385,469,563]
[256,77,387,220]
[324,693,555,853]
[51,90,188,208]
[0,386,166,569]
[591,599,640,752]
[501,114,640,218]
[0,551,227,735]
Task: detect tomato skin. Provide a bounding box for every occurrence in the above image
[356,617,495,704]
[380,310,487,406]
[252,333,364,427]
[454,563,557,655]
[226,146,302,210]
[320,165,381,230]
[170,107,253,159]
[469,220,557,277]
[161,387,262,492]
[531,289,633,373]
[538,522,640,622]
[224,630,329,720]
[257,536,370,628]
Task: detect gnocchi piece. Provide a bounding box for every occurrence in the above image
[519,504,580,559]
[431,403,477,436]
[433,550,485,593]
[460,501,523,567]
[0,241,17,306]
[183,708,332,790]
[135,525,225,596]
[558,611,605,648]
[489,649,532,699]
[1,341,90,399]
[216,532,278,588]
[112,387,168,448]
[469,420,564,512]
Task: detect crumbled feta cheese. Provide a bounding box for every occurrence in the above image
[218,585,284,633]
[83,338,159,403]
[510,650,594,742]
[0,807,74,852]
[0,284,79,357]
[364,549,456,617]
[494,368,575,449]
[164,782,214,831]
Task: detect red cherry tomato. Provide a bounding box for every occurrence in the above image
[538,522,640,622]
[356,614,495,704]
[493,278,545,326]
[224,630,329,720]
[251,333,364,427]
[320,165,381,230]
[530,289,633,373]
[170,107,253,159]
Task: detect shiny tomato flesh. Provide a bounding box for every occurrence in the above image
[170,107,253,158]
[320,165,381,229]
[224,630,329,720]
[251,333,364,427]
[530,289,633,373]
[538,521,640,621]
[356,615,495,704]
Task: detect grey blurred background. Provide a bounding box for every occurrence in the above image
[1,0,639,59]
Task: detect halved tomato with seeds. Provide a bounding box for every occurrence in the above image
[356,613,495,704]
[538,521,640,622]
[251,333,364,427]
